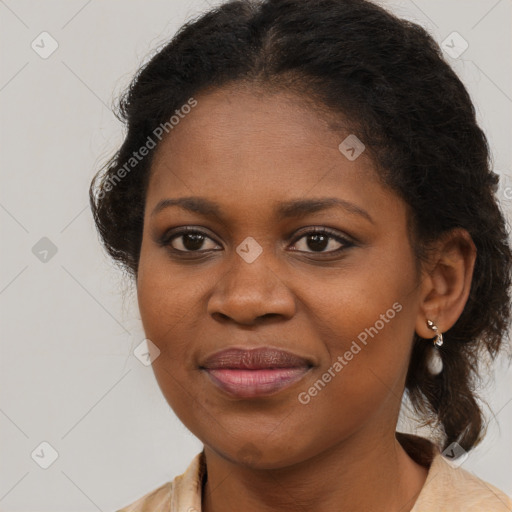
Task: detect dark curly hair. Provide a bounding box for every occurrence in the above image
[89,0,512,453]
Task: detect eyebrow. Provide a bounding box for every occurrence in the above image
[151,196,374,224]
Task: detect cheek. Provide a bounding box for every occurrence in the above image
[292,297,416,454]
[136,260,203,423]
[136,243,218,405]
[136,240,197,339]
[137,277,190,339]
[303,248,419,391]
[136,250,185,383]
[308,251,417,344]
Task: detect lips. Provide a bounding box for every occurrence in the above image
[201,347,312,370]
[200,347,313,398]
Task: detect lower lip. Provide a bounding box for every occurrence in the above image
[203,367,310,398]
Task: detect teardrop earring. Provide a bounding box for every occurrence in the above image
[426,319,443,375]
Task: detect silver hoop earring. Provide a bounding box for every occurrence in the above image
[426,319,443,375]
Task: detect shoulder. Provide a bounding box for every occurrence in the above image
[396,433,512,512]
[412,452,512,512]
[115,451,206,512]
[115,481,172,512]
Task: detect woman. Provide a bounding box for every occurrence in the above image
[89,0,512,510]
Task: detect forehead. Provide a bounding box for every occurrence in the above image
[148,84,378,195]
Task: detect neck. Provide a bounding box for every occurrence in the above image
[202,427,429,512]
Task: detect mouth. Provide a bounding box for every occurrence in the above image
[200,347,313,398]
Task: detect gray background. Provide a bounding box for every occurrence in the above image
[0,0,511,510]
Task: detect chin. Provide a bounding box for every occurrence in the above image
[208,439,314,471]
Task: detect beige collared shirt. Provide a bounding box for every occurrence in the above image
[116,434,512,512]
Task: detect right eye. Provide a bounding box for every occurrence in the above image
[160,227,221,253]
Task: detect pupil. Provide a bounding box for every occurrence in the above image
[183,233,204,251]
[308,234,328,251]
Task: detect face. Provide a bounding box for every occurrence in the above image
[137,84,425,469]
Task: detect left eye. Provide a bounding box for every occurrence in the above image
[290,229,353,254]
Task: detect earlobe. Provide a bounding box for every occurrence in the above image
[415,227,477,339]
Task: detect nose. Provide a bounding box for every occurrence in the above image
[206,243,296,326]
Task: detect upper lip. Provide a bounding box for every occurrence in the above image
[200,347,313,370]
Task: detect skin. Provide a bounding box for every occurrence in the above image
[136,83,477,512]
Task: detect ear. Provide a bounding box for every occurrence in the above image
[415,228,477,339]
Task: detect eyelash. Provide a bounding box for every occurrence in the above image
[158,226,355,256]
